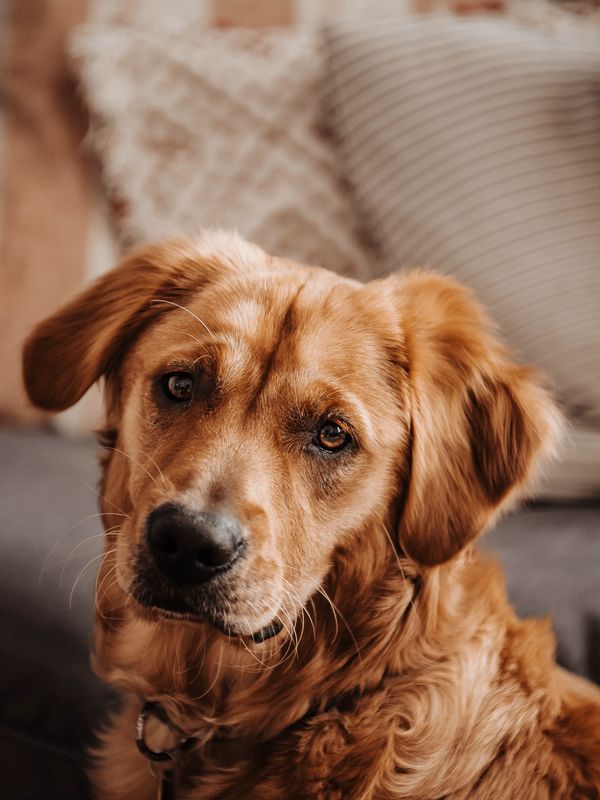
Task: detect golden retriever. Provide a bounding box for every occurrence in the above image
[23,232,600,799]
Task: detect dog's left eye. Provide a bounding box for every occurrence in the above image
[316,421,351,452]
[162,372,194,402]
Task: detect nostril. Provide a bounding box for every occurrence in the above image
[158,533,178,555]
[195,538,241,569]
[148,522,179,555]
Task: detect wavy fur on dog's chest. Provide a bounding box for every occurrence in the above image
[92,558,600,800]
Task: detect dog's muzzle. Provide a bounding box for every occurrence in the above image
[132,503,283,643]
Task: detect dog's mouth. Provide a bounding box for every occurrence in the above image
[130,546,285,643]
[247,620,283,643]
[132,591,284,643]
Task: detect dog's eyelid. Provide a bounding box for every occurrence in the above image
[324,401,373,450]
[153,359,206,380]
[95,427,118,449]
[299,383,370,440]
[322,413,355,439]
[162,360,195,373]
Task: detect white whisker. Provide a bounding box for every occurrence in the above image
[82,481,131,519]
[152,299,215,340]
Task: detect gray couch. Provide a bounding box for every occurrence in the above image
[1,426,598,799]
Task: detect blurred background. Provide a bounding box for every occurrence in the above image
[0,0,599,797]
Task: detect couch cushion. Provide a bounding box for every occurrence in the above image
[0,428,116,800]
[322,15,600,497]
[485,503,600,682]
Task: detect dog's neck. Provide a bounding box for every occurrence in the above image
[95,539,565,799]
[93,527,505,750]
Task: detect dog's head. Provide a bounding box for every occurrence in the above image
[23,234,559,642]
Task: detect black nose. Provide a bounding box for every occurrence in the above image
[147,503,244,585]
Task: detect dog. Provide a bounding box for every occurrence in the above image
[23,232,600,799]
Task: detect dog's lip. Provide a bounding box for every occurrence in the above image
[146,595,196,616]
[249,619,283,643]
[133,597,203,626]
[133,596,283,643]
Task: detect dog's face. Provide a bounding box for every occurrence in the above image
[23,234,559,644]
[99,257,410,639]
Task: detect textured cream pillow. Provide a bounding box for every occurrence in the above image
[323,15,600,497]
[70,25,374,281]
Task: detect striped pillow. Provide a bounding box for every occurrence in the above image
[323,15,600,497]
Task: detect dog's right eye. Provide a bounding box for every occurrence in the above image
[315,420,352,453]
[162,372,194,402]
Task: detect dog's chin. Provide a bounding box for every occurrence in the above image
[131,593,283,643]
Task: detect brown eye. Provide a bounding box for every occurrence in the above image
[163,372,193,402]
[316,420,351,452]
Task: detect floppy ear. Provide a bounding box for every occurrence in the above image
[23,238,221,412]
[389,271,561,566]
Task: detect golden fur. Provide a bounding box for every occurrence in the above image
[23,232,600,799]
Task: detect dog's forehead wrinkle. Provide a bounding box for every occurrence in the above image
[244,279,309,411]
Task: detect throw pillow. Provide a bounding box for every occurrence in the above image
[70,24,375,281]
[322,14,600,497]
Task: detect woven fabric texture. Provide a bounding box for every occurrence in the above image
[323,15,600,426]
[323,15,600,496]
[71,25,375,281]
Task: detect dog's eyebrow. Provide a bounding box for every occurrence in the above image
[151,298,216,340]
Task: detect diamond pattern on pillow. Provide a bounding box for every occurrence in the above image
[70,25,374,281]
